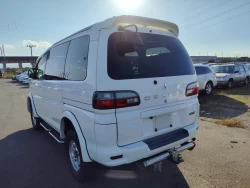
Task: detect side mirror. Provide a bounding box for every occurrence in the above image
[28,68,36,79]
[28,68,44,79]
[234,70,239,74]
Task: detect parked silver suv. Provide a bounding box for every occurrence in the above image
[214,64,249,89]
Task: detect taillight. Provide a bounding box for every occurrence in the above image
[214,72,216,77]
[186,82,199,97]
[93,91,140,110]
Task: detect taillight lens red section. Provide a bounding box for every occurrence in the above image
[186,82,199,96]
[214,72,216,77]
[93,91,140,110]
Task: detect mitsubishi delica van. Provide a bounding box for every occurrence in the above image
[27,15,199,182]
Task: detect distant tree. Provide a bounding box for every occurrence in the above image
[208,60,215,63]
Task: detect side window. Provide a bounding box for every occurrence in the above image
[239,65,245,73]
[36,53,48,79]
[195,67,203,75]
[44,42,70,80]
[234,66,240,73]
[243,65,249,71]
[64,36,90,81]
[203,67,212,74]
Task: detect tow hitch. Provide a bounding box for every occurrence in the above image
[144,141,196,167]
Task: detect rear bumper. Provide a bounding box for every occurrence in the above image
[143,141,195,167]
[92,120,198,167]
[217,80,228,86]
[23,80,31,84]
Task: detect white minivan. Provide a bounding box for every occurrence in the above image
[27,16,199,182]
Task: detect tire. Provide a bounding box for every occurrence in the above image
[205,82,213,95]
[66,130,93,182]
[227,79,233,89]
[244,77,249,86]
[30,104,42,130]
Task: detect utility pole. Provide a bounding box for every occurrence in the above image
[2,44,6,73]
[27,45,36,67]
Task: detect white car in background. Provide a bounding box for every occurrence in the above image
[240,62,250,77]
[17,71,28,82]
[194,64,217,95]
[22,77,31,84]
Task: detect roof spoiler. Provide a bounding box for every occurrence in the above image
[101,15,179,37]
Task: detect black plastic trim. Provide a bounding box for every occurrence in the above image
[143,129,189,150]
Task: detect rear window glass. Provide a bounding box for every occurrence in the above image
[108,32,195,80]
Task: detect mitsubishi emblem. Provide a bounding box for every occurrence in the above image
[163,82,167,90]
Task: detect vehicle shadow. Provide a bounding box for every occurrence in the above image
[19,85,29,89]
[5,80,16,83]
[220,84,250,96]
[199,92,249,119]
[0,129,189,188]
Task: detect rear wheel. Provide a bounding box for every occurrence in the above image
[244,77,249,86]
[66,130,93,182]
[205,82,213,95]
[227,79,233,89]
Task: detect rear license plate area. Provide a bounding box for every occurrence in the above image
[155,114,172,130]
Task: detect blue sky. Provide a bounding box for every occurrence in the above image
[0,0,250,64]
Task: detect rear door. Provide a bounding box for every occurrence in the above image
[97,29,198,146]
[195,67,205,90]
[239,65,246,82]
[234,66,241,82]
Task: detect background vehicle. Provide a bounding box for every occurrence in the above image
[22,77,31,84]
[194,64,217,95]
[240,62,250,77]
[17,71,28,82]
[27,15,199,182]
[214,64,249,89]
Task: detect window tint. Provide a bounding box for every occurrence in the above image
[203,67,212,74]
[239,65,245,73]
[234,66,240,72]
[36,54,48,79]
[214,66,234,73]
[195,67,203,75]
[108,32,195,80]
[65,36,90,81]
[44,42,70,80]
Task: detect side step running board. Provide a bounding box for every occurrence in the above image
[40,122,51,131]
[40,121,65,144]
[143,141,195,167]
[49,132,65,144]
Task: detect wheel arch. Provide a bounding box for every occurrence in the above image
[27,93,39,117]
[60,111,92,162]
[206,80,213,87]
